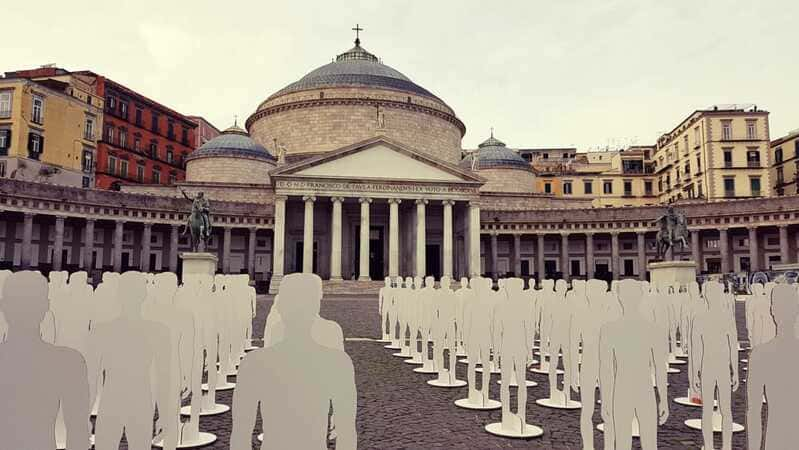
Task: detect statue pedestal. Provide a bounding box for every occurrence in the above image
[648,260,697,287]
[180,252,218,281]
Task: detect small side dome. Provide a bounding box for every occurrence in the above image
[460,134,532,171]
[187,124,276,162]
[460,132,536,193]
[186,123,276,184]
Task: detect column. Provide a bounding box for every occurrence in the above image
[82,219,95,270]
[489,232,498,280]
[719,228,730,273]
[113,220,124,273]
[690,230,701,266]
[329,197,344,280]
[222,226,232,274]
[53,216,65,271]
[611,232,620,280]
[21,213,34,269]
[302,195,316,274]
[779,225,791,265]
[560,233,570,281]
[270,196,286,292]
[388,198,401,279]
[513,234,522,277]
[537,234,545,281]
[442,200,454,280]
[358,197,372,281]
[467,203,481,278]
[414,199,428,278]
[748,226,759,272]
[140,223,152,272]
[585,233,595,279]
[637,231,647,281]
[169,224,179,272]
[247,228,257,278]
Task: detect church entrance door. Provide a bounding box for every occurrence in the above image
[354,226,384,280]
[426,244,441,280]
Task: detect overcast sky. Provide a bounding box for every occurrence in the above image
[4,0,798,150]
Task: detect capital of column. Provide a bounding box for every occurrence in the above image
[388,198,402,205]
[85,218,96,225]
[142,222,152,230]
[330,196,345,203]
[415,198,429,205]
[171,223,180,230]
[358,197,372,204]
[778,224,788,230]
[441,199,456,206]
[23,212,35,219]
[302,195,317,203]
[559,231,570,237]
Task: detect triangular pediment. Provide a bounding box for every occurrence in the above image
[271,137,483,184]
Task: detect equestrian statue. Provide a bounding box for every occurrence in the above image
[180,189,212,252]
[655,205,690,260]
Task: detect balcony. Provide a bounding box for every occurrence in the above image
[83,131,95,141]
[747,161,761,168]
[0,109,11,119]
[724,161,733,168]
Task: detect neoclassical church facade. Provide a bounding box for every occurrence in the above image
[2,39,799,293]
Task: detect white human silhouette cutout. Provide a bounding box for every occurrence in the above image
[0,270,13,341]
[405,276,425,365]
[378,277,393,342]
[574,278,608,449]
[686,280,743,448]
[536,279,579,408]
[455,277,501,410]
[393,277,415,358]
[0,271,91,450]
[486,277,544,438]
[231,273,357,450]
[384,277,404,350]
[88,271,172,450]
[599,279,668,450]
[210,274,237,387]
[749,283,776,347]
[413,276,438,372]
[428,276,466,387]
[454,277,471,357]
[747,283,799,450]
[532,279,564,376]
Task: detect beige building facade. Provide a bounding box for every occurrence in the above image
[772,129,799,196]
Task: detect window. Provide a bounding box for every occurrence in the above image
[119,102,128,120]
[119,159,129,178]
[167,120,175,139]
[134,137,141,152]
[623,180,632,196]
[0,91,12,118]
[27,132,43,159]
[166,147,174,163]
[544,182,552,194]
[108,155,117,175]
[106,96,116,111]
[151,113,159,133]
[584,180,593,194]
[137,164,145,182]
[694,127,701,147]
[747,149,760,167]
[0,161,5,178]
[81,149,93,173]
[750,177,761,197]
[135,108,143,126]
[84,117,95,140]
[644,180,653,195]
[684,163,690,175]
[777,167,784,185]
[603,181,613,194]
[775,147,783,163]
[0,128,11,152]
[105,125,115,144]
[181,128,189,145]
[697,182,703,198]
[683,135,689,154]
[150,141,158,158]
[695,156,701,173]
[723,150,732,167]
[152,170,161,184]
[31,95,44,124]
[746,120,756,139]
[563,181,572,195]
[724,177,735,197]
[169,174,177,184]
[721,120,732,141]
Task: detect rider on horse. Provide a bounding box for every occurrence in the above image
[180,189,212,251]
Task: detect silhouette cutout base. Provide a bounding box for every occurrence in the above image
[152,431,216,448]
[668,354,687,365]
[56,434,94,449]
[740,358,747,363]
[201,381,236,391]
[455,397,501,410]
[428,378,467,388]
[180,403,230,416]
[455,347,467,357]
[403,356,424,365]
[413,365,438,374]
[536,391,581,410]
[674,397,718,408]
[496,379,538,387]
[485,421,544,438]
[475,361,500,374]
[685,411,744,433]
[384,343,402,350]
[392,349,412,358]
[597,417,640,438]
[667,367,681,374]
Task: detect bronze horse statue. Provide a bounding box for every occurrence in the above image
[180,190,212,252]
[655,209,689,260]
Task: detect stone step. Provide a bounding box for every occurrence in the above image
[323,279,385,295]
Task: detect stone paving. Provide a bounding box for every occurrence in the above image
[178,296,758,449]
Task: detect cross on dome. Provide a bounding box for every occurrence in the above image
[352,24,364,46]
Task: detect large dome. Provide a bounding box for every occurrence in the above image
[460,133,536,193]
[185,124,276,184]
[247,38,465,164]
[266,43,443,104]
